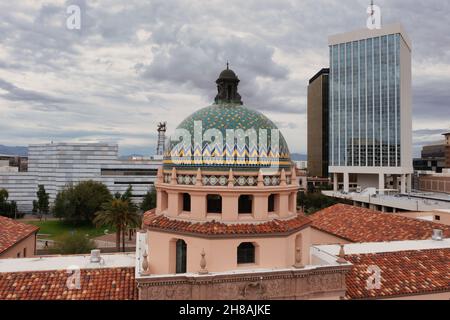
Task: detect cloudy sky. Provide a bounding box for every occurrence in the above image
[0,0,449,156]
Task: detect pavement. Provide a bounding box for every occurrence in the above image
[93,232,136,248]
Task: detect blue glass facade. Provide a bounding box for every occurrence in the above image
[329,34,401,167]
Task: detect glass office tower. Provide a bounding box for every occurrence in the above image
[328,24,413,194]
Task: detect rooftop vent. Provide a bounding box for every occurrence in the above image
[90,249,101,263]
[432,229,443,241]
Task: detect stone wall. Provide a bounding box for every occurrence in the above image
[137,266,350,300]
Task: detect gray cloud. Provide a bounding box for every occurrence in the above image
[414,129,449,136]
[413,82,450,119]
[0,0,449,156]
[0,78,68,111]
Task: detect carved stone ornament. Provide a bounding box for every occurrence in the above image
[198,249,208,275]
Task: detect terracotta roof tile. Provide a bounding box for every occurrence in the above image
[142,210,311,237]
[345,249,450,299]
[0,267,137,300]
[0,216,39,254]
[310,204,450,242]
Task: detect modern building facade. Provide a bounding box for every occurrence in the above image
[307,68,329,178]
[0,171,37,213]
[0,155,27,172]
[0,143,162,212]
[328,23,413,194]
[414,132,450,173]
[418,170,450,195]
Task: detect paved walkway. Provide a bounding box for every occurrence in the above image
[21,215,59,222]
[93,232,136,248]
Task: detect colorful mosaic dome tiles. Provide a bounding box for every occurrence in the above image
[164,104,292,171]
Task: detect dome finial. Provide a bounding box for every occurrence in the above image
[226,61,229,70]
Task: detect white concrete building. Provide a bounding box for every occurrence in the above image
[328,23,413,194]
[294,160,308,170]
[0,160,18,172]
[0,143,162,213]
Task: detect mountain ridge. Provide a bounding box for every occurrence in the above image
[0,145,28,157]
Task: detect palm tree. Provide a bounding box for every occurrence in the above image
[94,198,141,252]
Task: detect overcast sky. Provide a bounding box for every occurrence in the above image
[0,0,449,156]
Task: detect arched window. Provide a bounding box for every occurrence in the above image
[176,239,187,273]
[237,242,255,264]
[268,194,276,213]
[182,193,191,212]
[207,194,222,213]
[227,85,232,101]
[238,195,253,214]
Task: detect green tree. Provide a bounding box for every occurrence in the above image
[140,188,156,212]
[10,201,17,219]
[297,192,344,215]
[0,189,20,219]
[0,189,8,204]
[121,185,133,201]
[32,200,38,214]
[36,185,49,221]
[52,232,96,254]
[94,198,141,252]
[53,180,112,225]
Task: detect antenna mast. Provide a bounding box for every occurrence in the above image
[156,122,167,156]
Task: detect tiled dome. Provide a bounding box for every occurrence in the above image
[164,104,291,171]
[163,66,292,171]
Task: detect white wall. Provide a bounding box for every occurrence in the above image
[0,173,37,212]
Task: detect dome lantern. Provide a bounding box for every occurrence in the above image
[214,62,243,105]
[164,65,292,172]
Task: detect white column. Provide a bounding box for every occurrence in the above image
[407,174,412,193]
[400,174,406,194]
[378,173,385,195]
[343,173,349,193]
[333,173,338,192]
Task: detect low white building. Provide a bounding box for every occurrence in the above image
[0,143,162,213]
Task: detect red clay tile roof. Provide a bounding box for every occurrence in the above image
[142,210,311,237]
[0,216,39,255]
[345,249,450,299]
[0,267,137,300]
[310,204,450,242]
